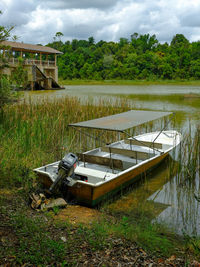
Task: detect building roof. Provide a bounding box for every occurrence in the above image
[1,41,62,55]
[68,110,173,132]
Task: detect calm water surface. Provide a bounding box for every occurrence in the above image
[24,85,200,236]
[24,84,200,114]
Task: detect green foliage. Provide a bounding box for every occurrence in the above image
[0,75,13,105]
[102,209,176,256]
[0,23,13,41]
[47,33,200,81]
[184,236,200,255]
[0,11,19,104]
[77,223,108,250]
[9,213,66,265]
[10,57,28,88]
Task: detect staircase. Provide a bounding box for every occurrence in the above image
[30,65,62,90]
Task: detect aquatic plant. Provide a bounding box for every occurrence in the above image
[175,125,200,184]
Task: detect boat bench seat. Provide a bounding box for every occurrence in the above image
[77,153,123,170]
[101,146,154,160]
[124,138,163,149]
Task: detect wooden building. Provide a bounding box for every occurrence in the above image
[0,41,63,90]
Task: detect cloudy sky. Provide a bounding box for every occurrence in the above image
[0,0,200,45]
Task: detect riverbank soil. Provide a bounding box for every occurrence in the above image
[1,190,200,266]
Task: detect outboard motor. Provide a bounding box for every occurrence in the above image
[49,153,78,195]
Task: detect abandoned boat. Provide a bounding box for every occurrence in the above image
[34,110,181,207]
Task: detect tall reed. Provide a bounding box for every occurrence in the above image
[164,126,200,235]
[174,125,200,184]
[0,96,130,189]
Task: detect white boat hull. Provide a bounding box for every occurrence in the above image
[34,130,181,206]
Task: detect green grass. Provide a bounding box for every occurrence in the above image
[99,204,179,257]
[59,79,200,86]
[11,215,66,265]
[77,222,109,251]
[0,200,69,266]
[75,213,177,256]
[184,236,200,256]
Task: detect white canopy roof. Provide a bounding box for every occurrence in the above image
[68,110,172,132]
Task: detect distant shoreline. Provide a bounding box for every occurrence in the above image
[59,79,200,86]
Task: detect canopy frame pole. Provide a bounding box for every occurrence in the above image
[129,139,132,151]
[122,113,175,155]
[122,130,162,154]
[83,153,86,167]
[70,126,108,147]
[79,131,82,151]
[118,132,121,141]
[109,147,114,173]
[152,113,175,143]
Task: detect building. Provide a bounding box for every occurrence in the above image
[0,40,63,90]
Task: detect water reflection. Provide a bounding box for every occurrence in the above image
[107,157,174,215]
[148,170,200,236]
[107,155,200,236]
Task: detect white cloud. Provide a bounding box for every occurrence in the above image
[0,0,36,27]
[38,0,120,10]
[0,0,200,44]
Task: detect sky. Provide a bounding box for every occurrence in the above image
[0,0,200,45]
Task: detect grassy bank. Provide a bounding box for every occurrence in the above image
[59,79,200,86]
[0,193,183,266]
[0,96,200,265]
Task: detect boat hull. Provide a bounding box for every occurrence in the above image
[34,129,181,207]
[67,152,168,207]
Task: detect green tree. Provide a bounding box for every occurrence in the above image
[190,60,200,79]
[47,31,200,81]
[0,11,15,106]
[54,32,64,42]
[88,36,95,46]
[131,33,158,53]
[119,37,129,48]
[0,76,14,106]
[10,57,28,88]
[103,55,114,68]
[171,34,189,48]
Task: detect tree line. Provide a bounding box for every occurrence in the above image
[48,33,200,80]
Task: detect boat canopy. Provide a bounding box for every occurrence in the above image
[68,110,172,132]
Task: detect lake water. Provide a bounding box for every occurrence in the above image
[24,84,200,113]
[25,84,200,236]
